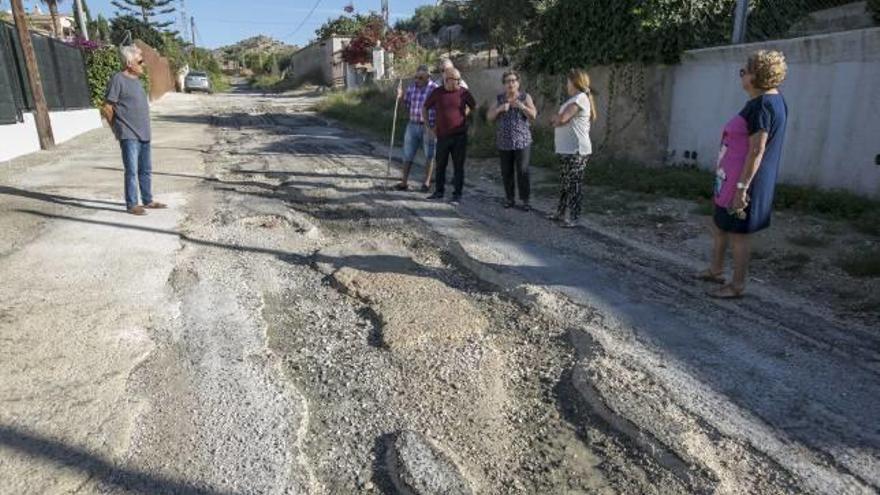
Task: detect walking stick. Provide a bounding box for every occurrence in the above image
[385,79,403,192]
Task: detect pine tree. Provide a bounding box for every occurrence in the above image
[110,0,176,30]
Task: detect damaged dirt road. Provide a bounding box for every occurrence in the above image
[1,90,878,495]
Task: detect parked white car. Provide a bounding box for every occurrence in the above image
[184,71,212,94]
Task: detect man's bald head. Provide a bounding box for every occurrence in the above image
[443,67,462,90]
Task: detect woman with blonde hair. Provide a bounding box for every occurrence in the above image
[698,50,789,299]
[549,69,598,227]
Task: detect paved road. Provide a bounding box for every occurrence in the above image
[0,90,877,494]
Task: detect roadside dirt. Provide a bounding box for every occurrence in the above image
[527,174,880,328]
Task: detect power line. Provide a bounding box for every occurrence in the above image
[280,0,323,41]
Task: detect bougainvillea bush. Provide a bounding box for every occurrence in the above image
[341,16,414,65]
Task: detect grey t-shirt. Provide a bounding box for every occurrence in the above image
[105,72,151,142]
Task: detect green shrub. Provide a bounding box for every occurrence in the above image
[315,88,401,145]
[249,74,282,91]
[210,72,230,92]
[85,46,150,107]
[85,46,121,108]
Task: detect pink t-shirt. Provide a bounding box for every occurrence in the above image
[714,115,750,208]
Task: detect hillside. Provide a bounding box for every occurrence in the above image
[215,35,298,63]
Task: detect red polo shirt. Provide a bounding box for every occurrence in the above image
[423,87,476,138]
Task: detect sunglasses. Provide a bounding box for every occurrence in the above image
[446,78,460,82]
[504,78,518,84]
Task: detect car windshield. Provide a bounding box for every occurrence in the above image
[189,72,207,77]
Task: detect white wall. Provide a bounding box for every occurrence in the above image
[49,108,102,144]
[0,108,102,163]
[0,114,40,163]
[668,27,880,198]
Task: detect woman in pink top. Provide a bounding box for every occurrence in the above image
[698,50,789,299]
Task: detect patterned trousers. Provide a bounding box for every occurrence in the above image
[555,154,590,220]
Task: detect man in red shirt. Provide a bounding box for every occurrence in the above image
[423,68,476,205]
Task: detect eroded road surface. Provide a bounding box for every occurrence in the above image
[1,90,878,495]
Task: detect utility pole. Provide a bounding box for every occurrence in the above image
[732,0,749,44]
[381,0,389,36]
[10,0,54,150]
[190,15,196,48]
[74,0,89,40]
[179,0,189,43]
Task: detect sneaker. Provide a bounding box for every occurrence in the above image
[427,192,444,200]
[127,205,147,216]
[560,219,578,228]
[503,200,514,209]
[449,195,461,206]
[520,203,531,212]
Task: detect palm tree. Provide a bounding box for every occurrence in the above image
[40,0,64,38]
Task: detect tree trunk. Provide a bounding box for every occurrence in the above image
[141,6,149,24]
[48,0,61,38]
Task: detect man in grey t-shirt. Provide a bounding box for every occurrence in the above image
[101,45,165,215]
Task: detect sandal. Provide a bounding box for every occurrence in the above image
[144,202,167,209]
[708,284,745,299]
[695,269,726,284]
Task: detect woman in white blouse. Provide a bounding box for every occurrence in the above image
[549,69,598,228]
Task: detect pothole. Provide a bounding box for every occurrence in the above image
[238,214,290,229]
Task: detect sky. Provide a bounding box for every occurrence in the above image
[15,0,434,49]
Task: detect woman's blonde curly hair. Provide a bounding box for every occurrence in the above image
[746,50,787,90]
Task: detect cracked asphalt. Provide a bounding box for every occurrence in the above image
[0,88,877,495]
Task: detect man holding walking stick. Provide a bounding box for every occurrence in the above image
[394,65,439,192]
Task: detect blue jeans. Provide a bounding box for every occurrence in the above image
[402,122,436,164]
[119,139,153,209]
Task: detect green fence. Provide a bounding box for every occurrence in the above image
[0,22,91,125]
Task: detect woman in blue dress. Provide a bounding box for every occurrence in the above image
[698,50,789,299]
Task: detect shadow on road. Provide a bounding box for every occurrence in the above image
[0,185,125,213]
[0,425,239,495]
